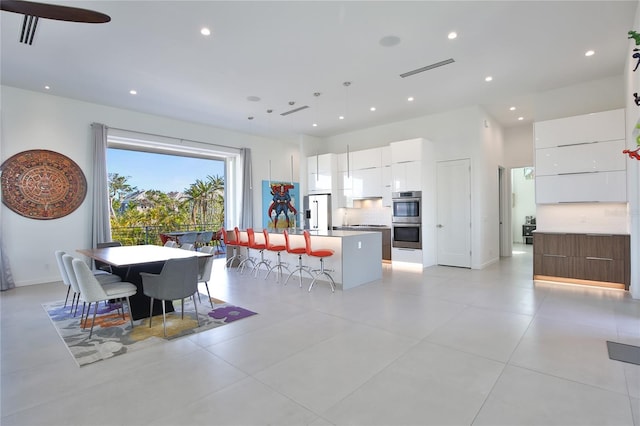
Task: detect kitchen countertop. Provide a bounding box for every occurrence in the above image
[333,225,390,230]
[276,229,380,237]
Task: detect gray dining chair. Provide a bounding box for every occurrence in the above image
[164,240,178,248]
[140,257,200,337]
[94,241,122,273]
[195,231,214,248]
[71,258,136,338]
[177,232,198,248]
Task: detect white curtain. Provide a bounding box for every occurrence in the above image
[239,148,253,229]
[91,123,112,247]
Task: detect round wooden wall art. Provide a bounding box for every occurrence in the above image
[0,149,87,220]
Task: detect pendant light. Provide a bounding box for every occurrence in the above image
[312,92,321,127]
[340,81,351,120]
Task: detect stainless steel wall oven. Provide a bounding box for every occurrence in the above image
[392,223,422,249]
[392,191,422,249]
[391,191,421,223]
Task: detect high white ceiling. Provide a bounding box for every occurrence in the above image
[1,1,637,141]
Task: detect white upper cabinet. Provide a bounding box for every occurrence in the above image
[533,109,627,204]
[352,168,383,198]
[536,172,627,203]
[391,139,423,191]
[381,146,392,206]
[307,153,335,193]
[336,151,351,173]
[535,139,626,176]
[352,147,382,170]
[391,161,422,192]
[335,152,353,207]
[391,138,422,164]
[534,109,625,149]
[382,164,392,206]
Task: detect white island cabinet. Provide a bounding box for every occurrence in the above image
[247,229,383,290]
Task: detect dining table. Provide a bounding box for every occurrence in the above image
[77,245,213,320]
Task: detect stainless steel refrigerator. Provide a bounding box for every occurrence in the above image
[304,194,332,231]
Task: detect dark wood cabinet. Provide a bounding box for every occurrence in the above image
[533,232,630,290]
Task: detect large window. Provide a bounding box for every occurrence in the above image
[106,129,239,245]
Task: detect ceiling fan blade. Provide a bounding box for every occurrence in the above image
[0,0,110,23]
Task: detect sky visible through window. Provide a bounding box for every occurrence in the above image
[107,148,225,193]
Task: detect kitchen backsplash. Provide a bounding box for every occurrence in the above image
[338,199,392,226]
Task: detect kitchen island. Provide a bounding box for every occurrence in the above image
[232,229,382,290]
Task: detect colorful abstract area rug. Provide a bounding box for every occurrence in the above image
[43,295,257,367]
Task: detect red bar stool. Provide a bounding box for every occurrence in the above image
[283,229,314,287]
[263,229,291,282]
[247,228,270,277]
[303,230,336,292]
[236,227,256,274]
[221,228,242,269]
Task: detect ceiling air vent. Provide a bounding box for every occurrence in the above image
[400,58,455,78]
[280,105,309,116]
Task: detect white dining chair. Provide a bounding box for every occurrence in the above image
[54,250,73,308]
[71,258,137,338]
[62,253,121,316]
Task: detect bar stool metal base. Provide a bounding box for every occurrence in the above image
[264,251,291,282]
[238,247,256,274]
[225,245,243,269]
[309,257,335,292]
[250,249,271,278]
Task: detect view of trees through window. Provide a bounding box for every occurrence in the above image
[107,148,225,246]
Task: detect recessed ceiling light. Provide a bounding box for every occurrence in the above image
[518,116,524,121]
[407,97,414,102]
[448,32,457,40]
[44,85,50,90]
[247,96,261,102]
[248,116,254,120]
[339,116,345,120]
[370,107,376,111]
[129,89,137,95]
[585,50,595,57]
[485,76,493,82]
[201,27,211,36]
[509,106,516,111]
[312,123,318,127]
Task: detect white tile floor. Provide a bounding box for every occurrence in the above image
[1,244,639,425]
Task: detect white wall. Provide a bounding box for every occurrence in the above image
[476,111,504,267]
[503,125,534,169]
[0,86,298,286]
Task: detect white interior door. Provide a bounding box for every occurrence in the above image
[437,159,471,267]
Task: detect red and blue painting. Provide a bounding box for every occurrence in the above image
[262,180,300,229]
